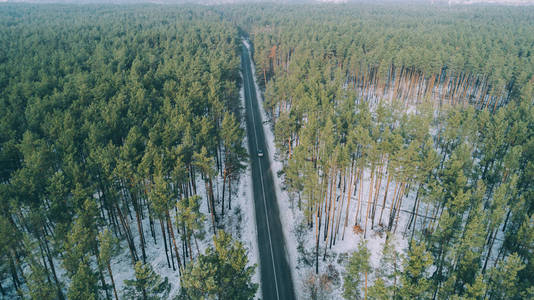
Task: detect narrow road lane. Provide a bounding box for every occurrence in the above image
[241,41,296,300]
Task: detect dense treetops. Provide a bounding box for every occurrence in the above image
[226,3,534,103]
[0,4,254,299]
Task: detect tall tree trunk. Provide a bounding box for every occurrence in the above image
[482,228,497,274]
[387,181,400,231]
[107,263,119,300]
[41,228,63,300]
[379,171,391,226]
[342,166,357,240]
[323,167,336,259]
[222,170,227,216]
[410,188,422,244]
[364,169,374,238]
[365,271,368,300]
[334,169,348,244]
[160,219,171,268]
[405,185,421,234]
[315,197,321,274]
[134,201,146,264]
[208,176,217,229]
[115,203,138,264]
[228,176,232,211]
[95,252,111,300]
[166,211,183,274]
[166,218,176,271]
[96,246,111,300]
[371,164,382,229]
[393,183,406,233]
[324,167,335,241]
[329,172,338,249]
[205,181,216,235]
[355,169,363,225]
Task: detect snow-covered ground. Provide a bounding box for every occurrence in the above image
[244,39,419,299]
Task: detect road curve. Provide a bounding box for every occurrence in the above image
[241,41,296,300]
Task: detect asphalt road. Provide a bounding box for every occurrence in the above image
[241,41,296,300]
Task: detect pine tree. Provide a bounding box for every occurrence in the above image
[181,250,218,299]
[176,195,205,260]
[182,230,257,300]
[98,229,119,300]
[487,253,525,300]
[220,112,247,214]
[193,147,218,233]
[453,202,486,293]
[67,262,99,300]
[25,237,58,300]
[461,274,486,300]
[122,261,170,300]
[376,234,399,287]
[343,241,371,300]
[399,241,433,299]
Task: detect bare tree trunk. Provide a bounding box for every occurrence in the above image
[222,170,227,216]
[107,263,119,300]
[355,169,363,225]
[379,171,391,226]
[209,177,216,223]
[96,245,111,300]
[41,228,63,299]
[393,183,406,233]
[205,181,216,235]
[166,212,182,274]
[324,167,336,259]
[364,169,374,238]
[324,167,335,241]
[387,181,400,231]
[365,271,368,300]
[228,176,232,211]
[115,203,138,264]
[160,219,171,268]
[334,168,348,244]
[371,164,382,229]
[134,202,146,264]
[342,166,357,240]
[410,189,422,244]
[315,201,320,274]
[482,228,497,274]
[329,171,338,249]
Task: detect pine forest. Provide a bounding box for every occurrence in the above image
[0,2,533,300]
